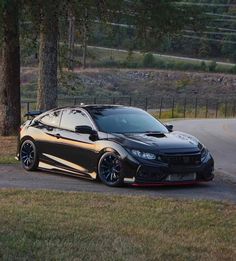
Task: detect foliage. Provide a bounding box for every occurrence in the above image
[208,61,217,72]
[200,61,207,71]
[230,65,236,74]
[142,53,156,67]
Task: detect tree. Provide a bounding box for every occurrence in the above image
[36,0,60,111]
[67,3,75,70]
[0,0,20,136]
[26,0,207,110]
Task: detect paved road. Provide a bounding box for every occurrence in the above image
[0,119,235,202]
[0,165,235,202]
[172,119,236,181]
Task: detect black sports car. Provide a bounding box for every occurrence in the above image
[17,105,214,187]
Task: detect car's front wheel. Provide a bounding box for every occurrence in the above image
[20,139,39,171]
[98,152,124,187]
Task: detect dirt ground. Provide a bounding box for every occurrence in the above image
[0,136,18,157]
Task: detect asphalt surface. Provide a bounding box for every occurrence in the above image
[172,119,236,181]
[0,119,235,202]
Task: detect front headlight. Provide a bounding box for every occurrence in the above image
[131,149,156,160]
[201,147,208,159]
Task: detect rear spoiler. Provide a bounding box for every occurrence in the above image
[24,111,44,118]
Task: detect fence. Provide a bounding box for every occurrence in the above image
[21,95,236,119]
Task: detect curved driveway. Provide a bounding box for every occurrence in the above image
[0,119,235,202]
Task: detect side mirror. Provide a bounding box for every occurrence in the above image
[75,125,95,134]
[165,124,173,132]
[75,126,98,141]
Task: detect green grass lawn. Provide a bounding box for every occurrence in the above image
[0,189,235,260]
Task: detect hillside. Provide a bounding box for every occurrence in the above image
[21,67,236,100]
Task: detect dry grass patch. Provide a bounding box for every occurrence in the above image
[0,136,18,164]
[0,189,235,261]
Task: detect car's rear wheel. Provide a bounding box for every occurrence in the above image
[98,152,123,187]
[20,140,39,171]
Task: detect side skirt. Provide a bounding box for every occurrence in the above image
[38,161,95,180]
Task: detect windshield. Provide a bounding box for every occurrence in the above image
[89,107,168,134]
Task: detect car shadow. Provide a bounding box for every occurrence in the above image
[37,168,212,192]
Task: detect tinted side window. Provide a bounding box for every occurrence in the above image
[60,109,93,131]
[40,110,61,127]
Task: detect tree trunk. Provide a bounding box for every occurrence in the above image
[0,1,20,136]
[68,8,75,71]
[37,5,58,111]
[82,8,88,70]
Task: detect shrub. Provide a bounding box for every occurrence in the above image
[142,53,156,67]
[200,61,207,71]
[98,59,120,67]
[154,58,166,69]
[230,65,236,74]
[208,61,217,72]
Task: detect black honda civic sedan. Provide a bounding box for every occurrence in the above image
[17,105,214,186]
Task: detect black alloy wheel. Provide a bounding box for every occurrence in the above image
[20,140,39,171]
[98,152,123,186]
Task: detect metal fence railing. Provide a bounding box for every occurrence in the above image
[21,95,236,119]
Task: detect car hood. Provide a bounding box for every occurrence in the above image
[107,131,202,153]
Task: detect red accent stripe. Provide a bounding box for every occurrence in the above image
[131,180,209,187]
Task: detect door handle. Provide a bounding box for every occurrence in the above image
[46,126,53,131]
[55,133,61,139]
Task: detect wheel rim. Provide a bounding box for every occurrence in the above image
[21,141,35,168]
[99,154,121,183]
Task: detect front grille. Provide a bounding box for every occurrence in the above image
[160,153,201,166]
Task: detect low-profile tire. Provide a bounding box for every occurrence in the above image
[20,139,39,171]
[98,152,124,187]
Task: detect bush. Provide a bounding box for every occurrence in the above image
[200,61,207,71]
[142,53,156,67]
[230,65,236,74]
[208,61,217,72]
[98,59,120,67]
[152,58,165,69]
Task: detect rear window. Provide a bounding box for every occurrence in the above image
[40,110,61,127]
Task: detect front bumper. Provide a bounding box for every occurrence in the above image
[123,152,214,186]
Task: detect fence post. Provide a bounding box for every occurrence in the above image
[233,100,236,117]
[145,97,148,111]
[205,99,208,118]
[112,97,116,104]
[194,97,198,118]
[93,97,97,104]
[171,97,175,118]
[26,102,30,120]
[215,101,218,118]
[159,97,163,119]
[129,96,132,106]
[225,100,228,118]
[74,98,77,105]
[183,97,187,118]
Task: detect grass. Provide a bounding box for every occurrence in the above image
[0,136,18,164]
[80,45,236,74]
[0,189,235,260]
[56,43,236,74]
[0,156,18,164]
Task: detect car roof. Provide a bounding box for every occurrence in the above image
[50,104,130,112]
[35,105,143,119]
